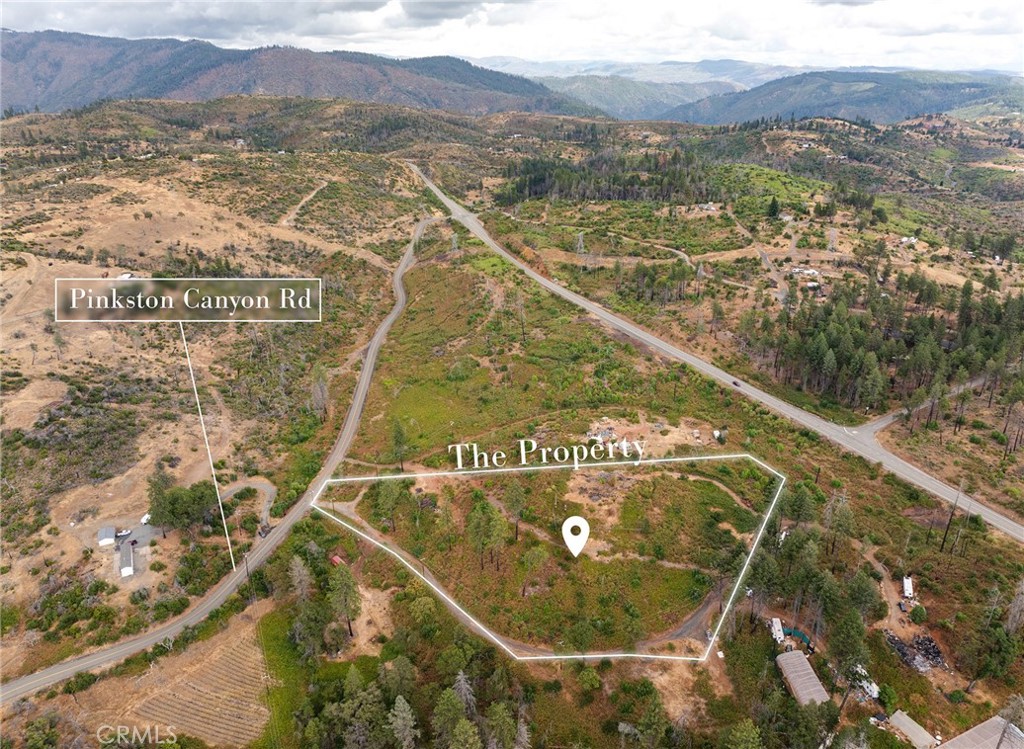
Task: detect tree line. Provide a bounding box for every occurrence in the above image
[495,150,724,205]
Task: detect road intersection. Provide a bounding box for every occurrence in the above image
[3,170,1019,704]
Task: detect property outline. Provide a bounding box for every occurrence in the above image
[311,452,787,662]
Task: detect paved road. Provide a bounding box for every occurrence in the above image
[407,163,1024,544]
[0,217,435,704]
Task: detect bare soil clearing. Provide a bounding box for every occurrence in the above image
[74,600,272,748]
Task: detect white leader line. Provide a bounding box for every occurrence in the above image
[314,453,786,662]
[179,322,236,571]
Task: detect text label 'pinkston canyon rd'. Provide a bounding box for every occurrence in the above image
[55,277,321,323]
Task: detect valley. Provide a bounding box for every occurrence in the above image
[1,82,1022,749]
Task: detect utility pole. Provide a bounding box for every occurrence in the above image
[939,480,963,553]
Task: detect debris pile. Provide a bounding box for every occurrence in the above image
[911,635,944,667]
[885,630,933,673]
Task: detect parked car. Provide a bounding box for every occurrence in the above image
[115,529,131,538]
[140,513,151,525]
[257,523,272,538]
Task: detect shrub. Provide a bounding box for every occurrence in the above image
[149,561,167,572]
[240,513,260,535]
[578,667,601,692]
[152,595,189,622]
[234,486,258,501]
[909,605,926,624]
[948,690,967,703]
[63,671,98,694]
[879,683,898,713]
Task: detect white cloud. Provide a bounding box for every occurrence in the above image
[1,0,1020,70]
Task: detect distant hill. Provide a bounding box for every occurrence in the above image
[536,75,740,120]
[0,29,598,116]
[660,71,1024,124]
[469,57,819,88]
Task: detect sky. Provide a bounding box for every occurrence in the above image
[2,0,1022,72]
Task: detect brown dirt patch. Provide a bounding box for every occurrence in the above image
[347,585,395,657]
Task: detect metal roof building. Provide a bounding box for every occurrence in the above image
[942,716,1024,749]
[775,650,829,706]
[890,710,935,749]
[97,526,116,547]
[119,544,134,578]
[903,576,914,598]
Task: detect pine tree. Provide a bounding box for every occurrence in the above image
[289,555,313,602]
[466,502,493,571]
[392,417,408,470]
[344,662,365,699]
[487,511,509,571]
[375,480,400,532]
[453,670,477,717]
[505,482,526,542]
[726,719,764,749]
[328,562,362,637]
[388,695,420,749]
[514,716,531,749]
[431,688,464,747]
[451,718,483,749]
[486,702,517,749]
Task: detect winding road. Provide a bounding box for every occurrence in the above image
[5,165,1021,702]
[406,163,1024,543]
[0,217,436,704]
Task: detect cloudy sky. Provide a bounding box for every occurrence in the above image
[3,0,1021,71]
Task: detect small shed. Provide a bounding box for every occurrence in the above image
[776,650,829,706]
[942,716,1024,749]
[890,710,936,749]
[119,544,134,578]
[98,526,116,547]
[903,576,914,599]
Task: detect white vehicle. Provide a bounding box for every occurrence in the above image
[140,513,151,525]
[115,528,132,538]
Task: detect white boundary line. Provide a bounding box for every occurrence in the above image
[179,321,237,571]
[312,453,786,662]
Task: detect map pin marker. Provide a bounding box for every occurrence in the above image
[561,516,590,558]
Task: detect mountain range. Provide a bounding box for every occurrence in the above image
[0,29,593,116]
[658,70,1024,124]
[3,30,1021,125]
